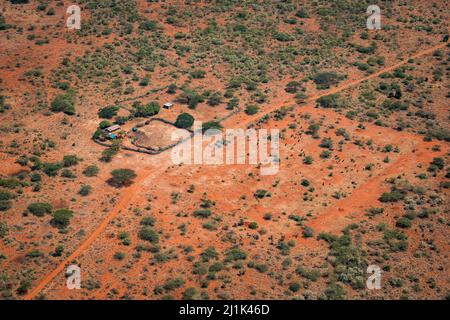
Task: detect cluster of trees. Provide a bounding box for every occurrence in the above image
[0,191,13,211]
[317,94,341,108]
[50,90,76,115]
[133,101,160,117]
[27,202,74,229]
[107,169,137,187]
[98,106,120,119]
[313,72,344,89]
[176,88,205,109]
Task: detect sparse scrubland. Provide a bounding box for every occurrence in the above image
[0,0,448,301]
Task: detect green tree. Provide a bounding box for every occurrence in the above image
[134,102,160,117]
[27,202,52,217]
[202,121,222,133]
[83,165,99,177]
[138,227,159,243]
[98,106,119,119]
[245,104,259,115]
[78,185,92,196]
[174,113,194,129]
[108,169,137,187]
[50,90,76,115]
[63,155,79,167]
[52,209,74,228]
[313,72,343,89]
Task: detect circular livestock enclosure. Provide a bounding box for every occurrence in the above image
[94,118,193,155]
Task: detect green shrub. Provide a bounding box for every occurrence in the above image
[303,226,314,238]
[27,202,52,217]
[296,8,309,18]
[201,247,218,262]
[289,282,300,292]
[273,32,293,42]
[0,222,8,238]
[384,229,408,252]
[317,94,341,108]
[285,81,303,93]
[296,265,320,281]
[26,250,43,258]
[313,72,343,89]
[323,282,346,300]
[396,217,412,229]
[113,252,125,260]
[52,209,74,228]
[193,209,212,219]
[319,138,333,149]
[163,278,185,291]
[140,216,156,226]
[366,207,384,217]
[225,247,247,262]
[134,101,160,117]
[207,92,223,106]
[254,263,268,273]
[99,120,112,129]
[0,200,12,211]
[248,222,258,229]
[78,185,92,196]
[108,169,137,187]
[0,178,21,189]
[429,157,444,170]
[100,144,120,163]
[138,227,159,244]
[174,113,194,129]
[254,189,269,199]
[202,121,222,133]
[50,90,76,115]
[182,287,197,300]
[379,188,405,203]
[209,262,223,272]
[320,150,332,159]
[30,173,41,182]
[42,162,62,176]
[176,89,205,109]
[139,19,158,31]
[167,83,177,94]
[52,245,64,257]
[98,106,119,119]
[189,69,206,79]
[227,97,239,110]
[0,191,12,201]
[303,156,313,165]
[61,169,76,179]
[83,165,99,177]
[63,155,79,167]
[245,104,259,115]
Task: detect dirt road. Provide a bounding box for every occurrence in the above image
[23,169,152,300]
[231,42,447,129]
[23,42,447,300]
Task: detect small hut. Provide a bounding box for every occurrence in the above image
[163,102,174,109]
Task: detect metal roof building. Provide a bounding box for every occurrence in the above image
[105,124,121,132]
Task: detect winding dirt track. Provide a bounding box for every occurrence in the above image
[304,140,445,234]
[23,169,152,300]
[23,42,447,300]
[234,43,447,129]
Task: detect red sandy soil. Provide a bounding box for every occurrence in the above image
[21,43,449,300]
